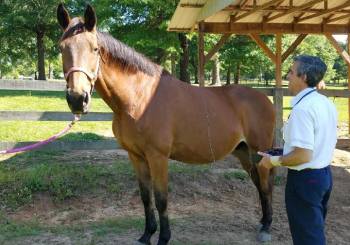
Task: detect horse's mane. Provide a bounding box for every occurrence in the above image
[97,31,160,76]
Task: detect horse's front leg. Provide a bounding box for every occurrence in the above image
[129,153,157,245]
[146,151,171,245]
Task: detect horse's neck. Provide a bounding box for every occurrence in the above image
[96,61,160,119]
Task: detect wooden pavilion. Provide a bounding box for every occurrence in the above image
[168,0,350,146]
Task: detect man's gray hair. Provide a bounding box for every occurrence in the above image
[293,55,327,87]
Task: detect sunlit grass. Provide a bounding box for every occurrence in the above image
[0,121,112,142]
[0,90,111,112]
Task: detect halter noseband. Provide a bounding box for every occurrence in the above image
[64,55,100,83]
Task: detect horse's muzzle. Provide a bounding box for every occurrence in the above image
[66,90,90,114]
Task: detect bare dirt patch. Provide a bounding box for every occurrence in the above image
[3,148,350,245]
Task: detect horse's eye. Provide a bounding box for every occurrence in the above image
[94,48,99,52]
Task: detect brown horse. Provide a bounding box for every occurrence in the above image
[57,4,276,245]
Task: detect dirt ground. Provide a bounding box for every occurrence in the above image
[2,144,350,245]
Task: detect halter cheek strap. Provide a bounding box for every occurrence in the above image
[64,56,100,82]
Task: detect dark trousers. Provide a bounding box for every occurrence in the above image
[285,166,332,245]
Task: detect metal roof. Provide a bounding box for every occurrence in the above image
[168,0,350,34]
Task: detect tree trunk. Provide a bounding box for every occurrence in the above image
[178,33,190,83]
[190,60,198,84]
[226,65,231,85]
[211,55,220,85]
[234,62,241,84]
[36,30,46,80]
[48,62,52,79]
[170,53,177,76]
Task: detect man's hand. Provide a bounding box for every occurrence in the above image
[256,151,274,193]
[257,151,274,170]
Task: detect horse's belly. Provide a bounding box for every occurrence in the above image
[170,136,240,164]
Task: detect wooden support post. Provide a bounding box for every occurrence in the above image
[348,33,350,135]
[274,34,284,147]
[198,22,205,87]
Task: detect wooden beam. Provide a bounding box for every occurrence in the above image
[198,22,205,87]
[240,0,249,8]
[282,34,307,62]
[233,0,284,22]
[202,22,350,34]
[180,4,204,8]
[274,34,283,147]
[327,13,350,24]
[204,34,231,63]
[275,34,282,87]
[348,33,350,135]
[223,6,350,15]
[249,34,276,64]
[168,28,192,32]
[325,33,350,66]
[266,0,323,22]
[298,2,350,23]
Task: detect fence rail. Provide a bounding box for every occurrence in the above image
[1,79,349,152]
[0,79,66,91]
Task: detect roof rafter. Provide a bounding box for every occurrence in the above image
[327,13,350,23]
[232,0,284,22]
[298,2,350,23]
[266,0,323,22]
[240,0,250,8]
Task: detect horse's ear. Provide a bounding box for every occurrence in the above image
[57,3,70,30]
[84,4,97,31]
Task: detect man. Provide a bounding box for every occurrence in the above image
[258,55,337,245]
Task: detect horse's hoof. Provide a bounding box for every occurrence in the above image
[256,223,263,231]
[257,230,271,243]
[133,241,149,245]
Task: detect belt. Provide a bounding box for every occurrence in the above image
[288,166,330,173]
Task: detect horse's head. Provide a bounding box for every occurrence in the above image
[57,3,99,115]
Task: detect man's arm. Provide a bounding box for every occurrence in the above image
[258,146,313,170]
[279,147,313,167]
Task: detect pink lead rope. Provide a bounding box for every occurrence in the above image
[0,114,81,154]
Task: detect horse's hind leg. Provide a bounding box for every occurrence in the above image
[232,142,275,242]
[129,153,157,245]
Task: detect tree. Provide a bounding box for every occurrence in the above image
[0,0,61,80]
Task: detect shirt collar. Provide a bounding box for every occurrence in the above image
[291,87,316,107]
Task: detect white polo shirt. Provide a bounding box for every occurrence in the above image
[283,87,338,170]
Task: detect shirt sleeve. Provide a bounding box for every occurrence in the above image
[287,107,314,150]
